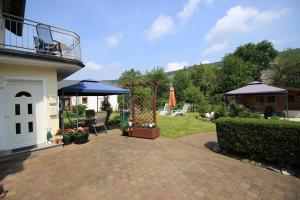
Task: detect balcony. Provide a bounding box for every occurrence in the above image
[0,13,81,61]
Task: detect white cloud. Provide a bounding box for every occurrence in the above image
[105,33,124,47]
[145,15,175,40]
[202,41,228,55]
[165,62,188,72]
[200,60,210,64]
[177,0,213,23]
[85,61,102,71]
[205,6,289,43]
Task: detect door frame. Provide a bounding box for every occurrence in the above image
[4,76,47,149]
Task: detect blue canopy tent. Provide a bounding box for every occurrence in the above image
[58,80,130,129]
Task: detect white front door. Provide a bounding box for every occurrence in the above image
[5,82,40,148]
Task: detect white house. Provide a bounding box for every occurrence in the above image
[0,0,84,150]
[58,80,119,111]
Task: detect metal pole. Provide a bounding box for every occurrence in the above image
[62,92,65,130]
[286,93,289,120]
[97,96,99,112]
[122,94,125,122]
[76,92,79,128]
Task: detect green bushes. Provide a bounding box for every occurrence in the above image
[216,118,300,165]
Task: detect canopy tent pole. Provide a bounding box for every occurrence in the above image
[286,93,289,120]
[62,92,65,130]
[76,92,79,128]
[97,96,99,112]
[122,94,125,122]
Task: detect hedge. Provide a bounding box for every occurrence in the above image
[216,118,300,165]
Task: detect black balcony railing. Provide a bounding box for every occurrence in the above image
[0,13,81,61]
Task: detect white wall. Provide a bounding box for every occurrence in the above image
[70,95,119,111]
[0,84,6,150]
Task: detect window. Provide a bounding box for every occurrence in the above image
[288,95,295,102]
[82,97,88,104]
[28,104,33,114]
[267,96,275,103]
[28,122,33,133]
[15,104,20,115]
[15,91,31,97]
[16,123,21,134]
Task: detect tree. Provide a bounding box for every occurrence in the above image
[216,54,252,94]
[234,40,278,80]
[172,68,191,102]
[183,85,206,112]
[190,64,218,96]
[144,67,170,107]
[183,85,204,104]
[117,68,143,87]
[117,69,144,109]
[272,48,300,87]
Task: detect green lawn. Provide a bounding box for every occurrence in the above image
[157,113,216,138]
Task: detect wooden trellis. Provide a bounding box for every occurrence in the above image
[125,82,159,127]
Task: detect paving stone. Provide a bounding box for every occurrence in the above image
[0,130,299,200]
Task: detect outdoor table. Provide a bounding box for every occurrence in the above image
[77,117,96,126]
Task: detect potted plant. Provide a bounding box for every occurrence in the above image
[54,129,64,144]
[73,127,89,144]
[63,128,74,145]
[120,123,129,136]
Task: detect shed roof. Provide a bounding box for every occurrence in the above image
[225,81,287,96]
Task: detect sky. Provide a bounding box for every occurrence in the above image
[25,0,300,80]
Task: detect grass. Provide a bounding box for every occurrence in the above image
[157,113,216,138]
[63,111,216,138]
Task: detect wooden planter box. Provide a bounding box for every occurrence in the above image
[131,127,160,139]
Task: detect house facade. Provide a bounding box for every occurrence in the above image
[58,80,119,112]
[72,95,119,111]
[0,0,84,150]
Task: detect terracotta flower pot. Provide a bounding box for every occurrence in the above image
[54,135,63,144]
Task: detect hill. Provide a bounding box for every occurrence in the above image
[165,61,222,79]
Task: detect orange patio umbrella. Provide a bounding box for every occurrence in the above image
[169,85,176,110]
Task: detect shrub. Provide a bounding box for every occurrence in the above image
[71,105,86,117]
[216,118,300,165]
[101,97,113,125]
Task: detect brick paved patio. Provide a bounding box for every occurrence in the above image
[0,130,299,200]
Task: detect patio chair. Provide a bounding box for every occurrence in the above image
[159,103,171,116]
[171,104,190,117]
[85,109,95,119]
[91,111,108,133]
[34,23,62,56]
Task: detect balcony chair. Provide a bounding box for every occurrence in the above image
[34,23,62,56]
